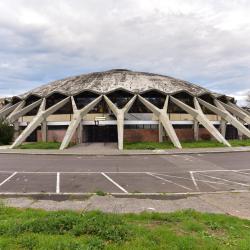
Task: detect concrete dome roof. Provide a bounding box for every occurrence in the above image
[19,69,223,99]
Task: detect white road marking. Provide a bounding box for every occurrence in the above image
[0,170,248,194]
[155,173,226,185]
[197,173,250,187]
[56,172,60,194]
[190,171,199,191]
[201,181,219,191]
[232,170,250,176]
[147,172,192,191]
[0,172,17,187]
[192,168,250,173]
[101,172,128,193]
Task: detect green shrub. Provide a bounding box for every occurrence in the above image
[0,119,14,145]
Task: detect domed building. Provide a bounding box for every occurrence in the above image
[0,69,250,150]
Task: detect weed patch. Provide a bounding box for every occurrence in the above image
[0,207,249,249]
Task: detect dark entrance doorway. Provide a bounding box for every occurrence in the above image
[226,125,238,140]
[84,125,118,143]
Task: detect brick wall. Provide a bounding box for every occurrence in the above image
[123,128,212,142]
[124,129,158,142]
[199,128,211,140]
[36,127,213,143]
[37,130,77,143]
[174,128,194,141]
[174,127,211,141]
[124,127,212,142]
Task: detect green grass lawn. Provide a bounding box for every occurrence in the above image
[0,207,249,250]
[229,139,250,147]
[19,142,61,149]
[17,139,250,150]
[124,139,250,150]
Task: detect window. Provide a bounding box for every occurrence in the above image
[124,124,158,129]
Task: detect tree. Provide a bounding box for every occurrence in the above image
[0,119,14,145]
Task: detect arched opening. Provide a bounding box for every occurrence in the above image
[24,95,41,107]
[198,94,216,114]
[141,90,166,109]
[107,89,134,109]
[12,96,22,105]
[45,93,68,109]
[45,93,71,114]
[73,91,99,110]
[128,98,151,113]
[217,95,228,103]
[24,95,42,116]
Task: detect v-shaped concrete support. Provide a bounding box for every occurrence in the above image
[60,96,103,150]
[0,102,23,119]
[104,95,137,150]
[0,103,11,112]
[7,99,43,123]
[170,96,231,147]
[198,98,250,138]
[6,101,25,122]
[11,97,70,148]
[217,100,250,124]
[228,102,250,116]
[138,95,182,149]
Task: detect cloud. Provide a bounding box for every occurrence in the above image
[0,0,249,105]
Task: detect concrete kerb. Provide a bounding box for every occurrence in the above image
[0,147,250,156]
[0,189,250,201]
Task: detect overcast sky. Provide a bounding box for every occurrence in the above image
[0,0,249,104]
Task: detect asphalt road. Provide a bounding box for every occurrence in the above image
[0,152,250,194]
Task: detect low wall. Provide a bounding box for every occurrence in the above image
[174,128,194,141]
[33,127,215,143]
[37,130,77,143]
[124,129,158,142]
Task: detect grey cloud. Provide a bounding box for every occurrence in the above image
[0,0,249,105]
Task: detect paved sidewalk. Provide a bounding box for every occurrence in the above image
[2,192,250,219]
[0,146,250,156]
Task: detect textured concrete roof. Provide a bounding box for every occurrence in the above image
[18,69,223,99]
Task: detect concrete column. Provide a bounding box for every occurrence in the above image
[237,119,244,140]
[77,123,83,144]
[158,122,163,142]
[193,120,199,141]
[238,130,243,140]
[220,119,227,138]
[117,111,124,150]
[13,121,20,140]
[41,120,47,142]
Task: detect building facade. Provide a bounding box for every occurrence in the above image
[0,69,250,150]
